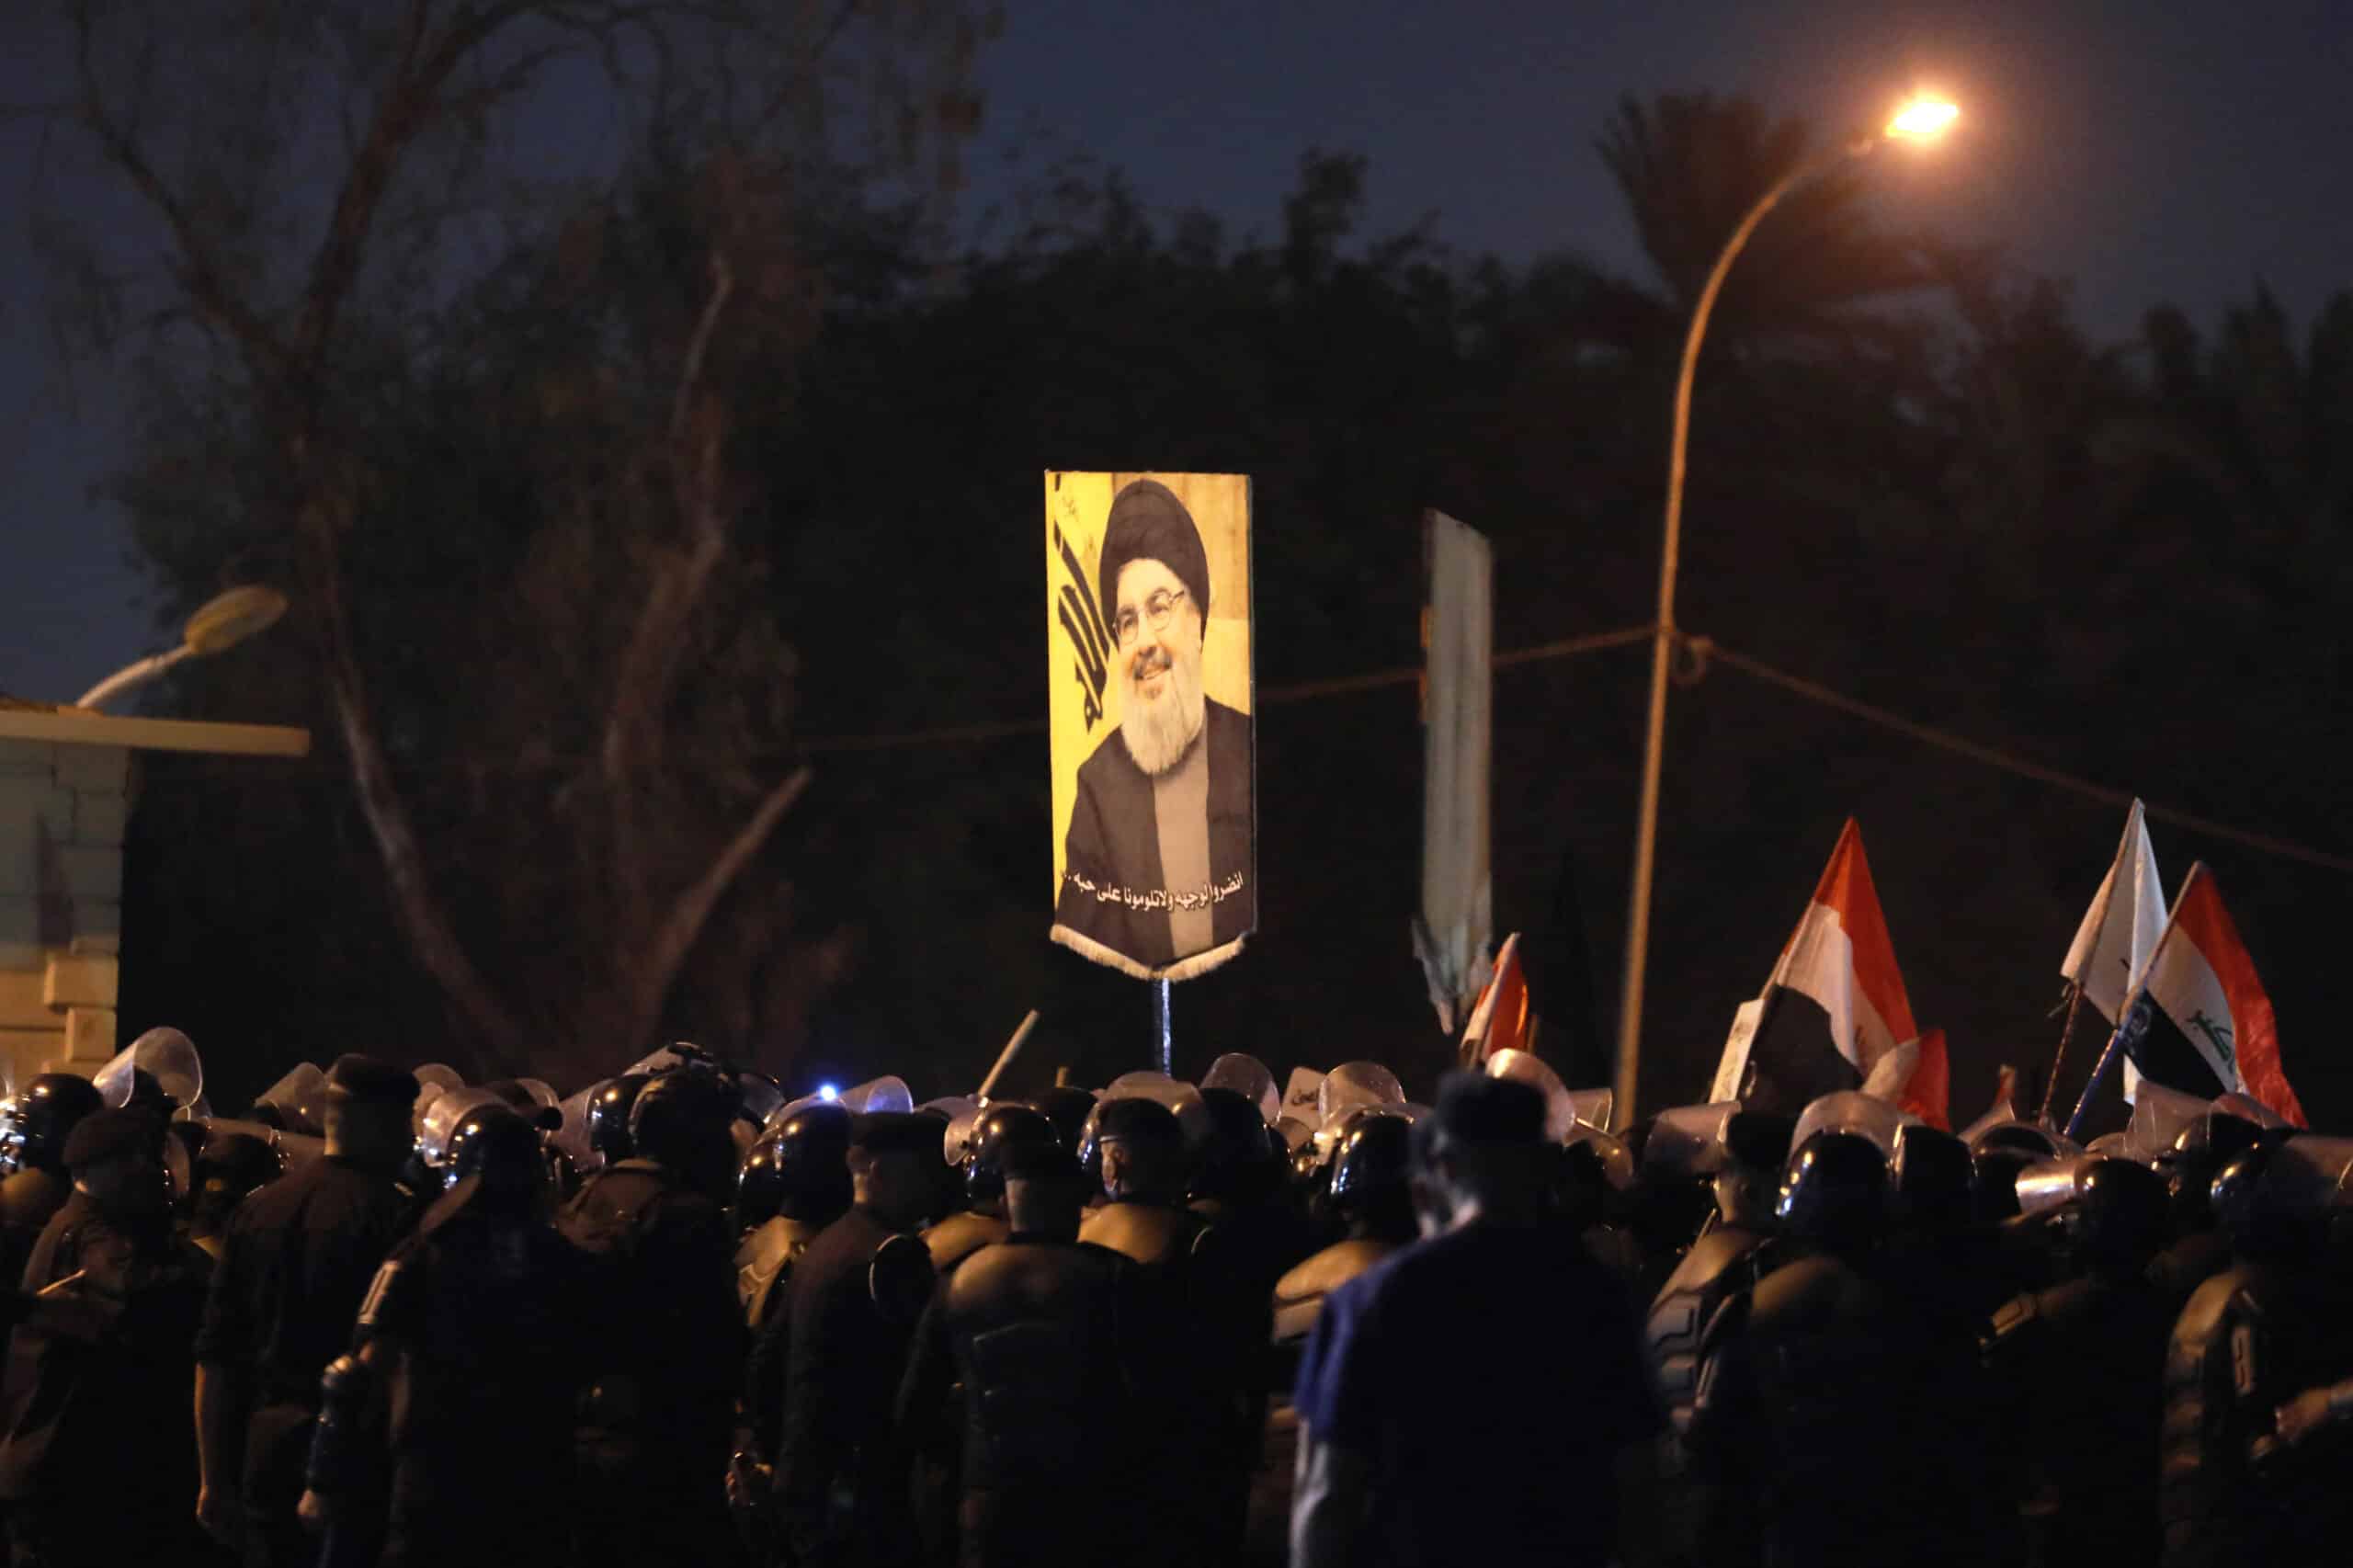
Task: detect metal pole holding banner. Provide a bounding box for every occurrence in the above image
[1153,979,1172,1076]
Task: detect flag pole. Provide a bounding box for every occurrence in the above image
[977,1010,1040,1101]
[1153,978,1172,1076]
[1738,983,1785,1101]
[2063,999,2147,1142]
[2036,982,2085,1125]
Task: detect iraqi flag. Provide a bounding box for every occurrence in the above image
[2111,863,2305,1126]
[1460,932,1530,1069]
[2060,801,2167,1100]
[1716,819,1949,1128]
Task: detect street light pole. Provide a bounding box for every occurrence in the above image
[1611,99,1956,1126]
[74,585,290,711]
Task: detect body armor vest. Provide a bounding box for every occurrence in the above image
[1078,1199,1207,1272]
[736,1214,824,1329]
[1271,1237,1399,1346]
[2161,1262,2353,1567]
[922,1209,1010,1278]
[945,1239,1135,1485]
[1645,1224,1769,1437]
[1986,1270,2171,1563]
[1693,1250,1991,1568]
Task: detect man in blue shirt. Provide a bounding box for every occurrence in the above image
[1291,1074,1665,1568]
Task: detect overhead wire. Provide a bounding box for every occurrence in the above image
[802,622,2353,875]
[173,618,2348,875]
[1694,638,2353,876]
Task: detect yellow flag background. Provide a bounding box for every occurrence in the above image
[1044,471,1252,899]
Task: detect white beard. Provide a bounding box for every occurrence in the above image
[1119,645,1207,777]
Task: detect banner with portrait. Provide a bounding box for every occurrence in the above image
[1045,472,1255,981]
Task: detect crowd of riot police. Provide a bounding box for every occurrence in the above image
[0,1028,2343,1567]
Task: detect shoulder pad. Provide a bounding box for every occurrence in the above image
[1682,1225,1763,1278]
[2171,1267,2246,1352]
[1188,1215,1224,1261]
[869,1232,935,1325]
[922,1210,1006,1274]
[1696,1287,1752,1359]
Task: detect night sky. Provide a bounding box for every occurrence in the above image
[4,0,2347,701]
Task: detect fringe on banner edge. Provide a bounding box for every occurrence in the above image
[1049,925,1248,983]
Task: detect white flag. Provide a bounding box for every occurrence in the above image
[1414,511,1493,1033]
[1709,997,1767,1104]
[2060,801,2165,1098]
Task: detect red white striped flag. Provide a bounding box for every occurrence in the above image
[2120,864,2305,1127]
[1460,932,1530,1068]
[1770,820,1915,1062]
[1764,819,1947,1128]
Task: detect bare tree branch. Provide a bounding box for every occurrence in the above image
[313,493,529,1074]
[291,1,541,363]
[71,6,290,376]
[603,248,737,785]
[622,764,813,1050]
[670,250,734,446]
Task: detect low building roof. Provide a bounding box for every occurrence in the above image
[0,706,309,758]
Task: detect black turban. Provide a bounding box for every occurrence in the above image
[1097,480,1211,631]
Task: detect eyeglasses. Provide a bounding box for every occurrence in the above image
[1113,586,1191,648]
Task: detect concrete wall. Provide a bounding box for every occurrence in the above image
[0,736,127,1088]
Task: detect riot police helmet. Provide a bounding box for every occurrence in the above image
[587,1074,651,1163]
[191,1131,279,1228]
[1777,1130,1890,1250]
[628,1068,741,1192]
[445,1101,516,1184]
[1291,1134,1334,1220]
[1106,1092,1182,1148]
[751,1100,855,1224]
[2211,1131,2339,1262]
[1892,1124,1973,1234]
[966,1103,1059,1207]
[1326,1111,1414,1236]
[2165,1110,2264,1221]
[1724,1111,1796,1173]
[2210,1140,2287,1257]
[1086,1096,1186,1200]
[14,1074,106,1172]
[1972,1121,2068,1160]
[1029,1086,1097,1153]
[448,1103,547,1206]
[737,1133,786,1230]
[2068,1156,2170,1272]
[1972,1146,2040,1223]
[1191,1086,1281,1204]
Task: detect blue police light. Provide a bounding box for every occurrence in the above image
[817,1083,840,1103]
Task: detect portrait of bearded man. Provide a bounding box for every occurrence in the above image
[1051,479,1255,978]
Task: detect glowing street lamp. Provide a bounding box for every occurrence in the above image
[74,585,290,711]
[1612,94,1960,1124]
[1885,97,1961,142]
